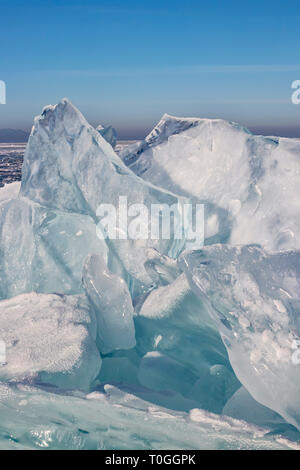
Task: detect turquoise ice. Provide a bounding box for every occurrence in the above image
[0,99,300,449]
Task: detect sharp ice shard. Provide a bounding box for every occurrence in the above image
[96,124,117,149]
[20,99,187,295]
[83,254,136,354]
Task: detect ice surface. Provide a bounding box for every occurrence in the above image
[0,182,20,203]
[121,114,202,170]
[138,273,190,319]
[0,383,296,450]
[138,351,198,396]
[20,98,123,214]
[121,115,300,251]
[188,365,240,414]
[98,352,140,386]
[33,206,108,295]
[223,386,286,429]
[96,124,117,149]
[0,196,107,299]
[20,99,187,294]
[82,254,136,354]
[180,245,300,429]
[0,198,37,299]
[144,248,182,287]
[0,293,100,390]
[134,266,238,408]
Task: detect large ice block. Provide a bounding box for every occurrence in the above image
[0,196,107,299]
[135,262,235,405]
[121,115,300,251]
[20,99,187,293]
[82,254,136,354]
[0,292,101,390]
[180,245,300,429]
[223,386,285,429]
[0,198,37,299]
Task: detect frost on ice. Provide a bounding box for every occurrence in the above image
[0,292,101,390]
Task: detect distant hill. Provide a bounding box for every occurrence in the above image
[0,129,29,143]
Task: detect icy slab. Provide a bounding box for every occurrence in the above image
[0,293,101,390]
[96,124,117,149]
[0,196,107,299]
[0,198,37,299]
[138,273,190,319]
[144,248,181,287]
[223,386,286,429]
[20,98,119,214]
[121,115,300,251]
[88,267,236,408]
[0,383,297,450]
[83,254,136,354]
[98,351,140,386]
[121,113,202,169]
[135,266,235,405]
[180,245,300,429]
[33,206,108,295]
[20,99,187,293]
[188,365,240,414]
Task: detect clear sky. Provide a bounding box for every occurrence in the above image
[0,0,300,138]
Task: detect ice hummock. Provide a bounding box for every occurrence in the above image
[20,99,187,295]
[121,114,300,251]
[1,99,300,449]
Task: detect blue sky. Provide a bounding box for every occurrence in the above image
[0,0,300,138]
